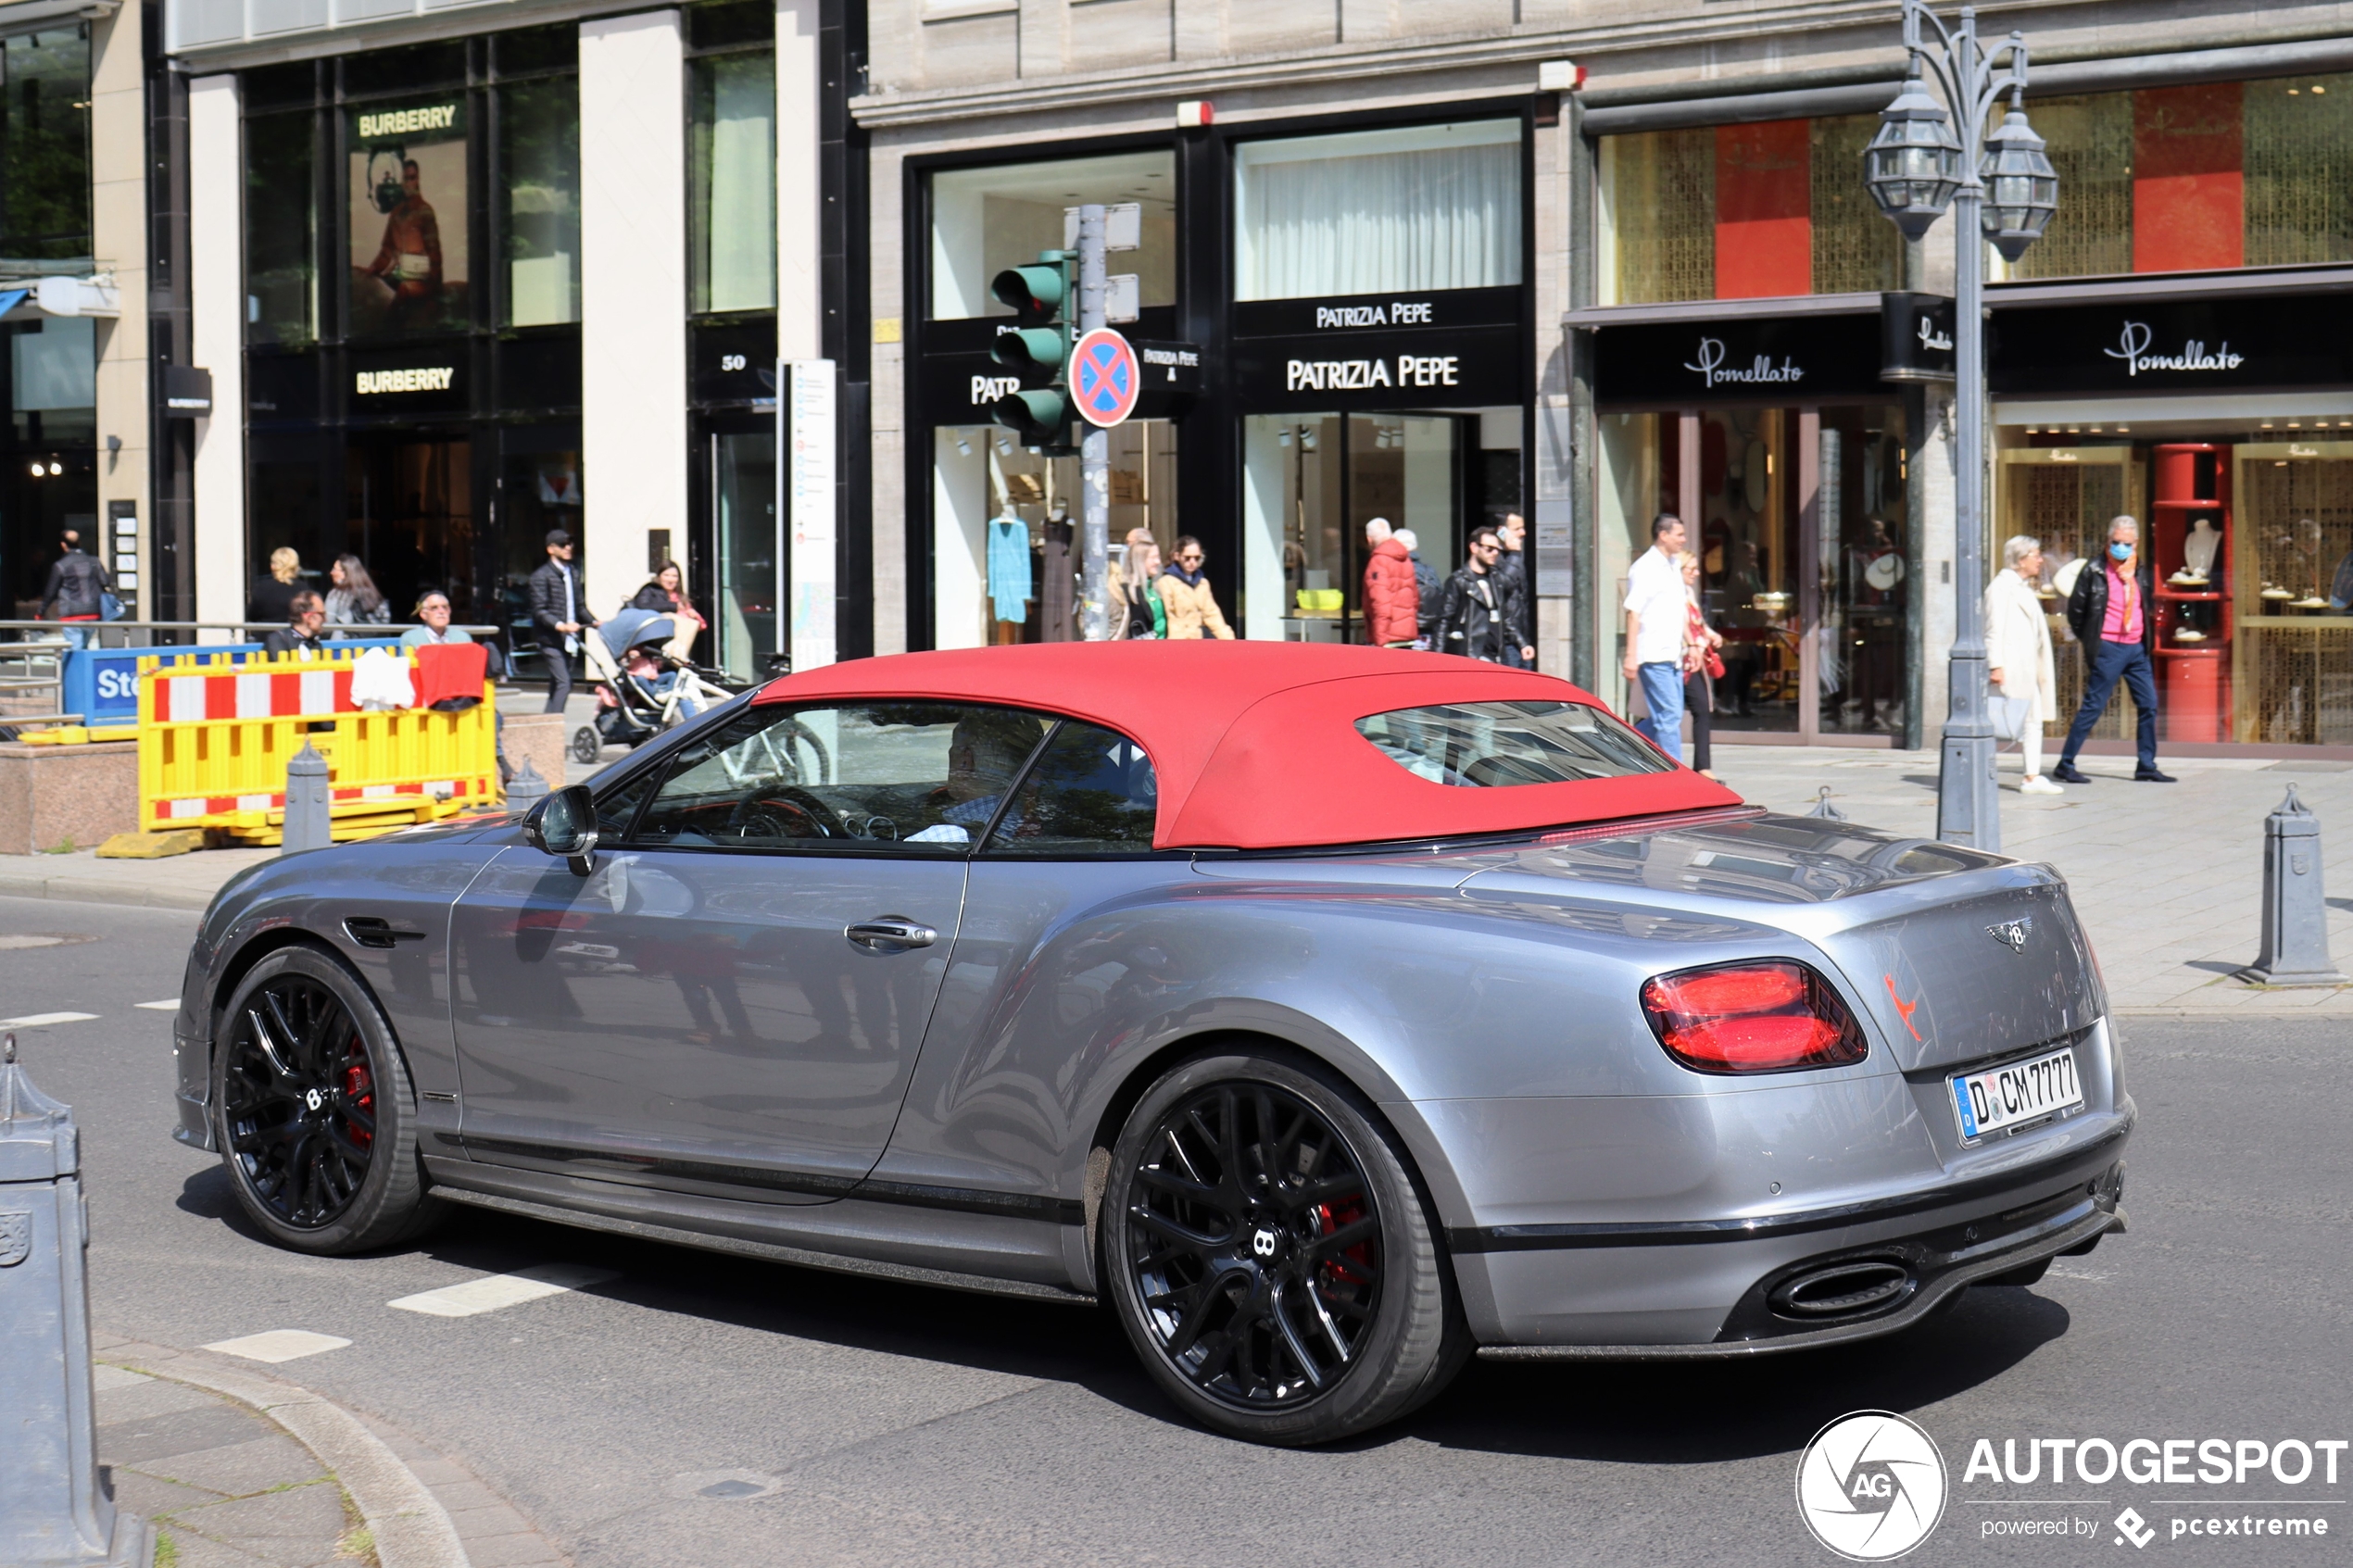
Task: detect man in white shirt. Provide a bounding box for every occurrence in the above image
[1622,512,1692,763]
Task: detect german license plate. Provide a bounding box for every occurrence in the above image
[1950,1046,2083,1142]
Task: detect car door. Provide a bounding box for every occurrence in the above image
[447,699,1054,1199]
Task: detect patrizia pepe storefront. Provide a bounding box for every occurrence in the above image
[1989,273,2353,755]
[1584,293,1950,747]
[907,112,1535,650]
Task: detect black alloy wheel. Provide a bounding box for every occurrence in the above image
[1102,1051,1467,1446]
[212,947,437,1254]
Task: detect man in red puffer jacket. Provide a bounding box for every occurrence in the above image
[1363,518,1419,647]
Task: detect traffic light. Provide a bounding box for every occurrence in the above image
[988,249,1077,451]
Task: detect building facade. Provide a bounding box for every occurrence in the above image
[855,0,2353,758]
[156,0,862,675]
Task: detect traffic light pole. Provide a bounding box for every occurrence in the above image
[1076,204,1111,642]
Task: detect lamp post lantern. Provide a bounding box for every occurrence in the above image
[1865,0,2056,852]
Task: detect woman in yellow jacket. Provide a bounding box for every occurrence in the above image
[1158,535,1235,639]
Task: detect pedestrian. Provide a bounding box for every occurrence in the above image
[39,528,111,648]
[528,528,598,714]
[1394,527,1441,648]
[2054,515,2173,784]
[1362,517,1419,648]
[322,554,390,633]
[1493,512,1537,668]
[263,591,328,655]
[628,558,708,662]
[1985,534,2063,795]
[1435,526,1511,663]
[1110,528,1164,639]
[1623,512,1691,762]
[1159,535,1234,639]
[250,547,303,626]
[399,589,473,646]
[1680,549,1724,781]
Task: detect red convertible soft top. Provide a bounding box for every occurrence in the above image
[751,642,1740,850]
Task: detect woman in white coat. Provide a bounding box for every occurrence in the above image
[1984,533,2063,794]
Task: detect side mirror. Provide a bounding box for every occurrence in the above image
[526,784,599,876]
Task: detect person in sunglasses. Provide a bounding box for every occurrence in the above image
[1158,536,1234,639]
[1434,526,1512,664]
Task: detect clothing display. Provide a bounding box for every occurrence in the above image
[987,516,1033,622]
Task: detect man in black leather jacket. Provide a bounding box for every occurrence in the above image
[40,529,111,647]
[527,530,597,714]
[1491,513,1537,668]
[2055,515,2172,783]
[1435,527,1511,662]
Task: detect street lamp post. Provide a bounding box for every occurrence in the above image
[1864,1,2057,851]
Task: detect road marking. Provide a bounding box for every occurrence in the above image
[387,1263,619,1318]
[0,1011,99,1028]
[0,935,66,948]
[203,1329,352,1363]
[135,999,181,1011]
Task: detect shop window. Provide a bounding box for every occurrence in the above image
[928,152,1176,320]
[1234,120,1519,301]
[0,29,92,263]
[345,94,471,337]
[246,110,316,348]
[500,76,581,327]
[11,317,94,416]
[1600,117,1896,305]
[689,49,776,314]
[2245,77,2353,267]
[931,420,1179,646]
[2006,94,2134,280]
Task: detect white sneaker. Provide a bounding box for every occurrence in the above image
[2020,775,2064,795]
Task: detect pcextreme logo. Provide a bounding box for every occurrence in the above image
[1797,1411,1949,1561]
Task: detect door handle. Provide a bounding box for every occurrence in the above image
[846,917,937,952]
[344,916,427,950]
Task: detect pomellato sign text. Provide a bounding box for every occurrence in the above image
[2103,320,2244,376]
[1685,337,1805,387]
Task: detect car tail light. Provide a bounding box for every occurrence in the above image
[1640,960,1868,1074]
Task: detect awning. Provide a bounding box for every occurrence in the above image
[0,289,29,320]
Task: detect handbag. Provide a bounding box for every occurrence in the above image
[1705,646,1726,681]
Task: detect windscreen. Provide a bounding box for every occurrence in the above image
[1354,699,1674,788]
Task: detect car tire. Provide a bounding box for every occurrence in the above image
[210,946,440,1255]
[1100,1048,1468,1446]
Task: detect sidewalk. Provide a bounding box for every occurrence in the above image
[5,737,2345,1016]
[94,1333,566,1568]
[1713,744,2353,1017]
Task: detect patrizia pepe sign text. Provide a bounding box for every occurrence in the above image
[2103,320,2244,376]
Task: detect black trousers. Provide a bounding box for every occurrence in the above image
[1684,671,1713,772]
[538,635,573,714]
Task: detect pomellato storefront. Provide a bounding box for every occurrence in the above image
[1989,273,2353,756]
[1586,293,1950,747]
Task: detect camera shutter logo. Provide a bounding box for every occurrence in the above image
[1794,1411,1947,1561]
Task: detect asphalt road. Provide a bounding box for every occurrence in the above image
[6,891,2347,1568]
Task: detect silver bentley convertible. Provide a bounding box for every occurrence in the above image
[170,643,2130,1445]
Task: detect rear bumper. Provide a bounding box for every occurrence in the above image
[1453,1119,2129,1354]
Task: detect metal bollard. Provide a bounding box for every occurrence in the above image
[504,758,550,811]
[1808,785,1848,821]
[281,742,332,855]
[2236,784,2347,986]
[0,1034,153,1567]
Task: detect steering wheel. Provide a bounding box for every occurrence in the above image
[725,785,840,842]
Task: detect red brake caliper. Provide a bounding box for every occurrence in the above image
[344,1053,374,1149]
[1313,1199,1373,1290]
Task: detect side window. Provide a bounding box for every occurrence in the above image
[627,701,1052,851]
[982,721,1158,856]
[591,770,658,841]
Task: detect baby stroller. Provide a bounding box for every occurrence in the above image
[570,608,742,763]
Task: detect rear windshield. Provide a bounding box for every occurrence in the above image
[1354,699,1674,787]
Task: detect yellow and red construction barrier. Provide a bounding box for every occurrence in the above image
[136,646,499,845]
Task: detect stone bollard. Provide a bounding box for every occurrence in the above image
[0,1034,152,1567]
[2236,784,2347,986]
[281,742,332,855]
[504,757,550,811]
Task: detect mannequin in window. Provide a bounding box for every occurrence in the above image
[2179,516,2221,583]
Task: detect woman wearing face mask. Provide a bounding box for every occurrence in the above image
[2057,514,2171,784]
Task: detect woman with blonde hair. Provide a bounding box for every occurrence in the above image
[1109,528,1164,638]
[250,546,304,625]
[1678,550,1725,780]
[1985,533,2062,794]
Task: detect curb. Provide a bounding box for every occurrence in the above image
[0,867,229,910]
[97,1337,471,1568]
